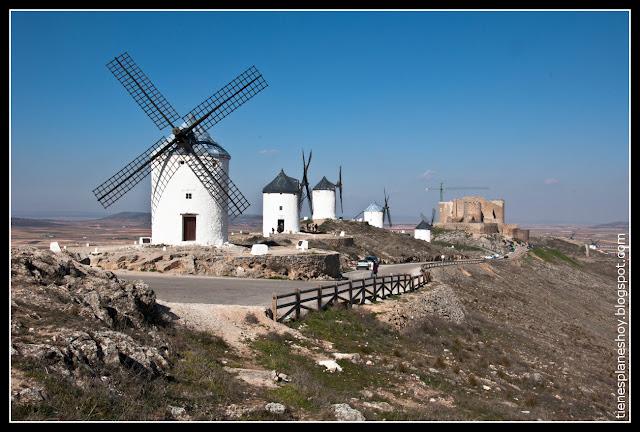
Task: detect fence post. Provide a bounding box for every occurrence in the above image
[317,287,322,311]
[334,282,339,305]
[295,288,301,320]
[271,293,277,321]
[361,279,366,304]
[348,280,353,306]
[373,277,377,301]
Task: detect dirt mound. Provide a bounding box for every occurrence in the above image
[367,282,466,330]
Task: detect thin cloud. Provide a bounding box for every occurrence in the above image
[258,149,279,156]
[544,178,560,185]
[419,169,436,180]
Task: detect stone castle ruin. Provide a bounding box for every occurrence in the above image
[436,196,529,242]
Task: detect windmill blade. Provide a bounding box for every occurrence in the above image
[187,143,251,219]
[431,208,436,225]
[93,136,175,208]
[445,186,490,190]
[182,65,268,134]
[303,150,313,215]
[299,149,312,213]
[420,212,428,222]
[305,181,313,215]
[383,189,392,227]
[106,52,182,130]
[337,166,343,214]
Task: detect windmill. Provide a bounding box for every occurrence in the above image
[415,210,434,242]
[425,182,490,202]
[299,150,313,215]
[92,52,268,243]
[382,189,392,227]
[569,231,577,240]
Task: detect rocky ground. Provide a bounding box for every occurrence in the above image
[11,237,621,420]
[88,246,341,281]
[430,229,517,256]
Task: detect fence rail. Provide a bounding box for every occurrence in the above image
[270,258,486,322]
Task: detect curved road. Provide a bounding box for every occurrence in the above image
[114,261,427,306]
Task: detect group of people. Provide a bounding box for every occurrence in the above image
[305,223,320,233]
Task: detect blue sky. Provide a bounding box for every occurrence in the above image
[11,11,629,224]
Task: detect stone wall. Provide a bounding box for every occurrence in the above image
[439,196,505,224]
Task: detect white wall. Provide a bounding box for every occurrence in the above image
[312,189,336,220]
[262,192,300,237]
[364,211,384,228]
[414,229,431,242]
[151,154,229,246]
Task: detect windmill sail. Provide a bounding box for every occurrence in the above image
[93,135,174,208]
[182,66,268,133]
[107,52,181,130]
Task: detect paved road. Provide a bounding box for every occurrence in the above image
[115,261,427,306]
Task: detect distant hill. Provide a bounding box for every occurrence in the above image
[590,221,629,229]
[95,212,151,227]
[11,218,65,228]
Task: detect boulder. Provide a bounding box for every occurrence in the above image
[331,403,365,421]
[318,359,343,373]
[265,402,286,415]
[166,405,190,421]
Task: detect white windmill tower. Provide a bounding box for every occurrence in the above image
[151,123,232,245]
[262,170,301,237]
[312,167,343,221]
[360,189,391,229]
[363,203,384,228]
[92,52,268,246]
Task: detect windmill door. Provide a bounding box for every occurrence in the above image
[183,216,196,241]
[277,219,285,233]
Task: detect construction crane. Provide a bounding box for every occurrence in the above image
[425,182,490,202]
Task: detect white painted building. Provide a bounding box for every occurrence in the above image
[150,128,230,246]
[312,176,336,220]
[363,202,384,228]
[262,170,300,237]
[414,220,432,242]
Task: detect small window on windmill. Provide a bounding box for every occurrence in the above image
[179,160,185,165]
[186,193,192,199]
[279,206,283,210]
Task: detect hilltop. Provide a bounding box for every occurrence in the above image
[314,219,464,265]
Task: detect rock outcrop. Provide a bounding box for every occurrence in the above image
[11,248,172,398]
[92,249,342,280]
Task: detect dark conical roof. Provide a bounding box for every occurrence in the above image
[415,220,432,229]
[313,176,336,191]
[263,169,300,194]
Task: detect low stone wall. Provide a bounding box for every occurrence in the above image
[91,250,342,281]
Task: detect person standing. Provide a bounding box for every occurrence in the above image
[371,260,379,278]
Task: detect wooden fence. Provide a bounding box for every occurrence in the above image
[270,258,486,322]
